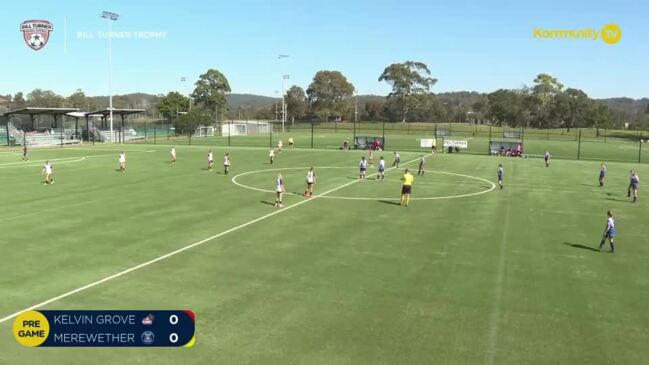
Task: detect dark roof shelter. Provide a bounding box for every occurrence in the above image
[3,107,79,130]
[84,108,145,143]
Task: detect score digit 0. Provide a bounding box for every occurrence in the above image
[169,314,178,325]
[169,333,178,343]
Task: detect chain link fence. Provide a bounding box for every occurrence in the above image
[1,118,647,164]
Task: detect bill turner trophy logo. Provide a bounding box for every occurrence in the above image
[21,20,53,50]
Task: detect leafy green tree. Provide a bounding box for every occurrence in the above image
[26,89,65,107]
[378,61,437,123]
[588,103,613,133]
[158,92,190,121]
[559,88,590,131]
[364,100,385,121]
[66,89,90,109]
[484,89,531,127]
[191,69,231,121]
[285,85,307,123]
[175,108,210,135]
[306,70,355,121]
[529,73,564,128]
[12,92,26,109]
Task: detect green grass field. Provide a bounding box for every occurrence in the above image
[1,143,648,364]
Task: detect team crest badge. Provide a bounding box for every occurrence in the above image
[20,20,53,51]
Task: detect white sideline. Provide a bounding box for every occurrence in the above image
[0,156,422,324]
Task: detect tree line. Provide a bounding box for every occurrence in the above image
[1,64,647,132]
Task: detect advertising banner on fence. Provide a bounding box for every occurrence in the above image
[420,138,437,148]
[443,140,468,149]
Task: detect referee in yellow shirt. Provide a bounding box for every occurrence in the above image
[400,168,414,206]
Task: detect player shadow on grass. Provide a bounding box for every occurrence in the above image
[378,200,401,206]
[604,197,630,202]
[260,200,275,206]
[563,242,600,252]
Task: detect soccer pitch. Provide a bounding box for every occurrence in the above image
[1,144,648,364]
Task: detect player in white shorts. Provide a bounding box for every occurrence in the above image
[224,153,231,175]
[269,149,275,165]
[118,152,126,172]
[42,161,54,185]
[275,173,285,208]
[304,167,316,197]
[207,150,214,170]
[170,147,177,164]
[376,156,386,181]
[359,156,368,179]
[392,152,401,168]
[278,140,283,153]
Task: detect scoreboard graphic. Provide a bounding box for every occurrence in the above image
[13,310,195,347]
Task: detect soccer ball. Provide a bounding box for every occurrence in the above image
[28,34,44,48]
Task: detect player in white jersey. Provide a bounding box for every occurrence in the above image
[304,167,316,197]
[359,156,368,179]
[170,147,177,164]
[223,153,231,175]
[269,149,275,164]
[207,150,214,170]
[598,210,616,253]
[392,151,401,168]
[275,173,285,208]
[42,161,53,185]
[376,157,386,181]
[118,152,126,172]
[544,151,550,167]
[277,140,283,152]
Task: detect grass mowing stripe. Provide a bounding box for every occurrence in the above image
[0,155,424,324]
[485,161,513,365]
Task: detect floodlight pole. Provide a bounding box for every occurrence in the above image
[102,11,119,143]
[355,93,358,123]
[278,54,289,133]
[282,74,289,133]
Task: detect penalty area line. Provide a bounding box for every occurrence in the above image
[0,156,422,324]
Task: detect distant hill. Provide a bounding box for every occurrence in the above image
[597,97,649,115]
[227,94,277,110]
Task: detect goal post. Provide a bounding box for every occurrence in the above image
[195,125,215,137]
[221,121,273,136]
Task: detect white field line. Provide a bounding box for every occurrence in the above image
[485,163,513,364]
[0,156,423,324]
[0,157,85,169]
[232,167,495,201]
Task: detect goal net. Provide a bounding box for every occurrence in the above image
[221,121,272,136]
[195,126,215,137]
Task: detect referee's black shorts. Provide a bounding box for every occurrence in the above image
[401,185,412,194]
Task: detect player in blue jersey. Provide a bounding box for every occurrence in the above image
[598,210,616,253]
[417,155,426,175]
[630,171,640,203]
[598,163,606,187]
[497,163,504,190]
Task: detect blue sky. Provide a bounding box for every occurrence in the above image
[1,0,646,99]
